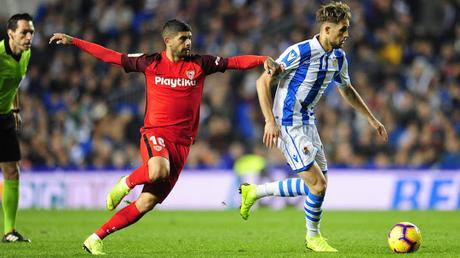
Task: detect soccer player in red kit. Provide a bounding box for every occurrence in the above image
[49,19,278,255]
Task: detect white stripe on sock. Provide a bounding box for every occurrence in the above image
[255,178,311,198]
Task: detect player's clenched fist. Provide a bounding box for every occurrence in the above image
[49,33,73,45]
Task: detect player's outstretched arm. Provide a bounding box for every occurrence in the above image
[226,55,266,70]
[226,55,281,74]
[256,71,280,148]
[338,84,388,142]
[226,55,277,71]
[49,33,122,66]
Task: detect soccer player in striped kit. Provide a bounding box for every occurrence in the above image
[0,13,34,243]
[239,2,388,252]
[50,19,278,255]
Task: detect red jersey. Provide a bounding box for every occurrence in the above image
[121,51,228,145]
[71,38,267,146]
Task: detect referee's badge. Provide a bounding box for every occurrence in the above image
[186,70,195,80]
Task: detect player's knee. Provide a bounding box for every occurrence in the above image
[311,180,327,195]
[1,162,20,180]
[148,160,170,182]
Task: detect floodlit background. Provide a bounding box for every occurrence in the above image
[0,0,459,210]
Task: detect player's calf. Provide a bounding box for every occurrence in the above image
[135,193,158,213]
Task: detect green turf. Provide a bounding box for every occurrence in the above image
[0,208,458,257]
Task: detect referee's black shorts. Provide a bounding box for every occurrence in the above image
[0,112,20,162]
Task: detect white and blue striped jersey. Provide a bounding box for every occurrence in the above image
[273,35,351,126]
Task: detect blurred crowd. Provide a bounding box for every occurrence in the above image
[1,0,459,170]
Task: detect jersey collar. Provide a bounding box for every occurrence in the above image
[312,34,331,54]
[4,37,22,62]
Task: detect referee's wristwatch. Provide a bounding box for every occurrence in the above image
[11,108,20,113]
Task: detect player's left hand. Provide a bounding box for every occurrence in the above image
[13,112,22,133]
[370,119,388,142]
[264,57,282,77]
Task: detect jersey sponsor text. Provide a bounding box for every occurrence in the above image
[154,76,197,87]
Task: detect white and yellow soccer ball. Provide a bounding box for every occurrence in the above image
[387,222,422,253]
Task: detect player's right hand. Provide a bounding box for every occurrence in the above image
[49,33,73,45]
[263,121,280,149]
[369,118,388,143]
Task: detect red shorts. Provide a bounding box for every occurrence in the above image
[140,128,190,203]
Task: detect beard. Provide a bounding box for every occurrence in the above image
[331,41,343,49]
[178,48,191,57]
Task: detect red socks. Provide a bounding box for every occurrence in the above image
[95,202,143,239]
[126,165,151,188]
[94,166,151,239]
[93,166,154,239]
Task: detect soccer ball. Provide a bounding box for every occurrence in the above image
[387,222,422,253]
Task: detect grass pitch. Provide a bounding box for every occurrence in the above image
[0,208,458,257]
